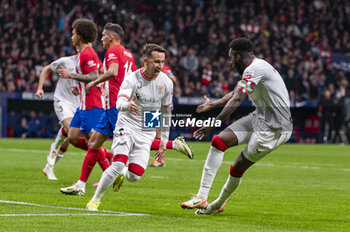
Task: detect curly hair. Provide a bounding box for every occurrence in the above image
[104,23,124,40]
[229,38,254,53]
[72,18,97,43]
[143,44,166,58]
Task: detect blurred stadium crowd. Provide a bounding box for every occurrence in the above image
[1,0,350,141]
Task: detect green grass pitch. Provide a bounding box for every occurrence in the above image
[0,138,349,231]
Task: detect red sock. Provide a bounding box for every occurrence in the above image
[61,127,68,137]
[97,147,109,171]
[151,139,161,150]
[104,148,113,165]
[59,145,68,153]
[166,141,173,149]
[79,148,100,182]
[74,137,88,151]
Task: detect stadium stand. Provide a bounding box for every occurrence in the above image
[0,0,349,142]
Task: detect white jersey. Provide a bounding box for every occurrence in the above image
[50,56,80,107]
[237,58,292,131]
[116,68,173,132]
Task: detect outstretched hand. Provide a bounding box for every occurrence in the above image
[155,141,167,161]
[193,126,215,140]
[196,95,212,113]
[128,95,139,115]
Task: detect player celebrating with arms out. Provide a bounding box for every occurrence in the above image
[181,38,292,214]
[86,44,173,211]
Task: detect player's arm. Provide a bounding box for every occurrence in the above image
[194,89,246,140]
[58,67,99,83]
[214,90,246,124]
[116,78,138,114]
[155,85,173,161]
[86,63,119,93]
[36,65,53,98]
[197,85,239,113]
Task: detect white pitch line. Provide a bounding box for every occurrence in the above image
[150,176,168,179]
[0,200,149,216]
[0,213,133,217]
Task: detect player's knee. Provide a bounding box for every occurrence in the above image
[107,161,125,177]
[68,136,78,145]
[87,139,98,149]
[211,135,228,152]
[126,171,141,182]
[126,163,144,182]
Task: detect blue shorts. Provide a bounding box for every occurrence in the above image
[70,108,104,134]
[94,107,119,137]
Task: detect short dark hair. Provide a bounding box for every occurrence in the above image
[143,44,166,58]
[229,38,254,53]
[72,18,97,43]
[104,23,124,40]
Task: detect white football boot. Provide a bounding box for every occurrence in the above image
[42,164,57,180]
[181,195,208,209]
[174,136,194,159]
[60,184,85,196]
[195,203,225,215]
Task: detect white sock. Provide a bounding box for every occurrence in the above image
[52,127,66,150]
[91,171,115,202]
[45,163,53,169]
[55,150,65,164]
[75,180,86,189]
[212,175,241,208]
[91,163,125,202]
[172,141,178,150]
[121,166,128,176]
[91,162,125,202]
[46,163,54,169]
[197,146,224,200]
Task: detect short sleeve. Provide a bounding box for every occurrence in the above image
[118,76,136,101]
[106,50,120,67]
[237,68,263,95]
[50,58,64,72]
[81,53,100,73]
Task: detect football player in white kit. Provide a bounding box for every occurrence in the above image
[36,55,80,180]
[86,44,173,211]
[181,38,293,215]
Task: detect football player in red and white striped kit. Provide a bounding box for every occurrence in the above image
[58,18,109,196]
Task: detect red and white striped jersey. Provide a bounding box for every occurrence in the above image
[103,44,137,109]
[76,46,104,110]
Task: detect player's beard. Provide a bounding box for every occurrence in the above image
[233,61,244,75]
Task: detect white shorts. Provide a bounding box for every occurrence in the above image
[227,112,292,162]
[111,127,154,170]
[54,97,78,123]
